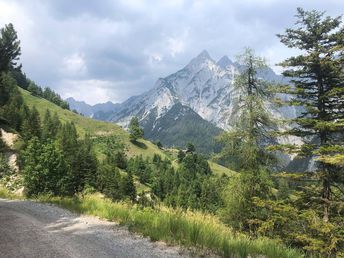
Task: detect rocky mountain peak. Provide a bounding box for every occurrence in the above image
[185,50,215,72]
[217,55,233,69]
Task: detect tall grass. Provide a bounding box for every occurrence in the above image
[39,194,302,258]
[0,186,23,199]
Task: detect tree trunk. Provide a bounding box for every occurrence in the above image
[322,177,330,222]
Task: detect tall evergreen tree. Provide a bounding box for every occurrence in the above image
[276,8,344,222]
[121,171,136,201]
[0,23,21,72]
[41,110,61,141]
[128,116,144,142]
[73,134,98,192]
[219,48,275,231]
[21,106,41,141]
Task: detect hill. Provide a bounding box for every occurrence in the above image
[21,88,235,176]
[20,88,166,159]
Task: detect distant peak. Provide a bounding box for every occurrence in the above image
[185,50,214,70]
[217,55,233,69]
[196,50,211,59]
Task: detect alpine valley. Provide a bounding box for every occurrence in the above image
[67,50,297,154]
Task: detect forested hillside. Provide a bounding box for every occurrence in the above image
[0,7,343,258]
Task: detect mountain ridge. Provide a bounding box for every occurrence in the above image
[67,50,297,153]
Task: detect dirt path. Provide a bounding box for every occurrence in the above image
[0,199,189,258]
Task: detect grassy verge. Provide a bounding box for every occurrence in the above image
[37,194,302,258]
[0,186,23,199]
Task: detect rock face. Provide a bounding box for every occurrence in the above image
[103,50,296,129]
[1,128,19,172]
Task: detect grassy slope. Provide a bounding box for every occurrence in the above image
[20,88,166,158]
[209,161,236,177]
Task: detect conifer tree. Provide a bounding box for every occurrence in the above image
[21,106,41,141]
[0,23,21,72]
[219,48,275,231]
[97,163,122,201]
[121,171,136,201]
[73,134,98,192]
[128,116,143,142]
[276,8,344,222]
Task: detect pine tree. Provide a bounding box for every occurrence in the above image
[128,116,144,142]
[113,151,127,169]
[276,8,344,222]
[186,142,195,153]
[121,171,136,201]
[97,162,122,201]
[177,149,185,163]
[0,23,21,72]
[21,106,41,141]
[73,134,98,192]
[42,109,53,141]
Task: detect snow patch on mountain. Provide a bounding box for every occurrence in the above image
[107,50,297,133]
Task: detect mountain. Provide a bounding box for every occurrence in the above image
[106,50,296,128]
[69,50,297,153]
[66,97,119,118]
[141,103,222,154]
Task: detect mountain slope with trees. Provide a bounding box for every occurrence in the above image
[0,7,343,257]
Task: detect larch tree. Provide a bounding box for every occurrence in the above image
[219,48,276,231]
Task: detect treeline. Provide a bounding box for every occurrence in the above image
[0,23,68,110]
[94,134,226,212]
[10,69,70,110]
[127,152,227,212]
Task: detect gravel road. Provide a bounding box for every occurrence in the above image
[0,199,189,258]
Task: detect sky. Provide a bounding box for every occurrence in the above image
[0,0,343,105]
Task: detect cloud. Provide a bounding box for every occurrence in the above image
[62,53,87,77]
[0,0,343,104]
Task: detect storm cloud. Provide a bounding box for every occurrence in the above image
[0,0,343,104]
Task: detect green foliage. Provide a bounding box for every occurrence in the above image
[72,134,98,192]
[0,154,11,177]
[221,170,273,233]
[0,23,21,72]
[121,171,136,201]
[156,141,163,149]
[129,116,144,142]
[25,79,70,109]
[217,48,276,171]
[252,196,344,257]
[143,102,222,155]
[21,137,70,196]
[276,8,344,224]
[41,194,302,258]
[218,48,275,233]
[111,151,128,169]
[186,142,195,153]
[177,149,185,163]
[127,155,152,184]
[21,105,41,141]
[42,110,61,141]
[97,163,122,201]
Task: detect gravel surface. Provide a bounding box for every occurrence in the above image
[0,199,189,258]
